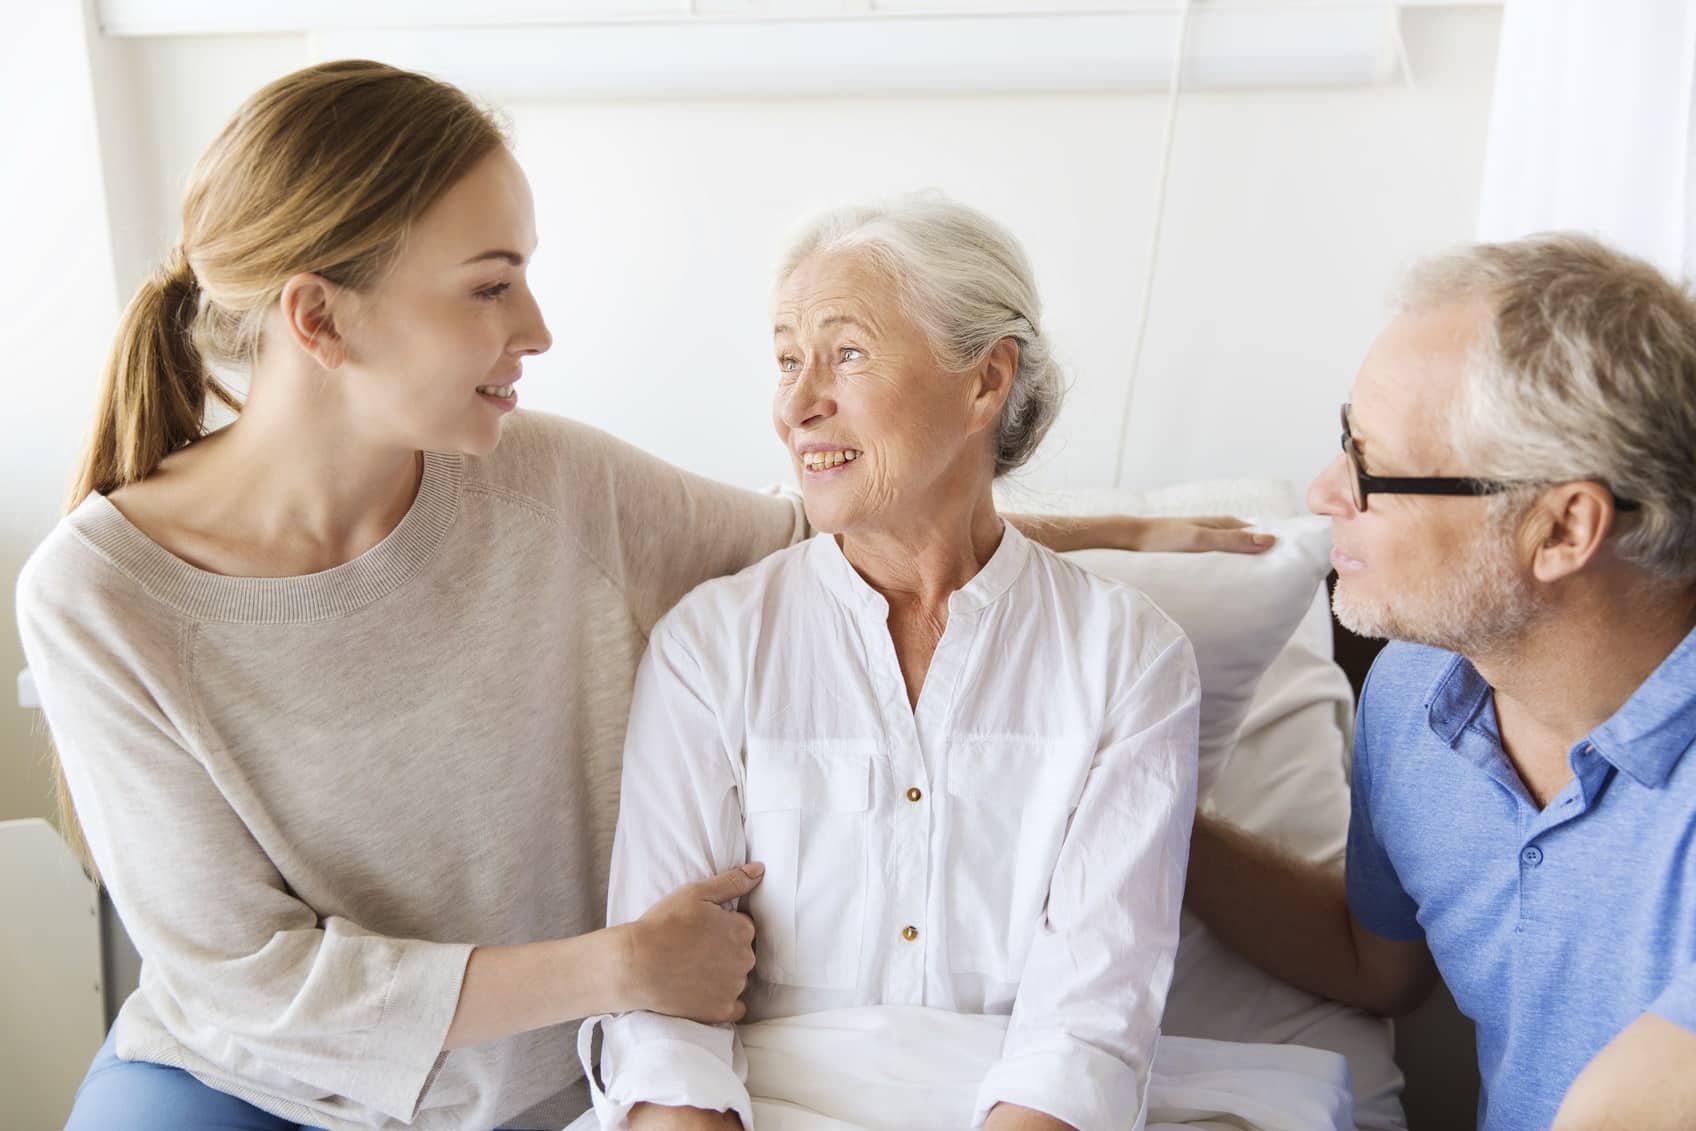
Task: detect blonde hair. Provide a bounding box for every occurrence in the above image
[775,194,1064,476]
[58,59,507,873]
[1399,233,1696,583]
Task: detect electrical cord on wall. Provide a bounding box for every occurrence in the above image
[1113,0,1196,489]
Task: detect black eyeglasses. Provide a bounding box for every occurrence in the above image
[1338,404,1639,513]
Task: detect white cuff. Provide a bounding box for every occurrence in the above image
[580,1014,753,1131]
[972,1037,1147,1131]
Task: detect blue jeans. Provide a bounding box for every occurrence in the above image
[65,1029,329,1130]
[65,1028,536,1129]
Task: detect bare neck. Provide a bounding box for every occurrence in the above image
[839,490,1005,710]
[1475,568,1696,796]
[839,491,1006,617]
[107,361,422,577]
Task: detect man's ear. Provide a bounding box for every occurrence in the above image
[1526,481,1617,583]
[277,272,348,368]
[966,337,1019,437]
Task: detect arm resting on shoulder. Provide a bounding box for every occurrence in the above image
[1005,513,1273,555]
[1184,813,1436,1017]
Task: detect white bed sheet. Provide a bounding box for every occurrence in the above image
[572,1006,1355,1131]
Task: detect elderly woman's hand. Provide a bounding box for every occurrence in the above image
[1006,514,1274,555]
[983,1102,1077,1131]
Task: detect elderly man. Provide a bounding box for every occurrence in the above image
[1186,234,1696,1131]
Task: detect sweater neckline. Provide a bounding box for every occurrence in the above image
[68,450,465,623]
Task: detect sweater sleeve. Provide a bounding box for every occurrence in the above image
[546,417,811,637]
[15,540,473,1122]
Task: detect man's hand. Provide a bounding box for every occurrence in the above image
[1552,1013,1696,1130]
[622,864,763,1023]
[1119,515,1276,554]
[1006,513,1274,556]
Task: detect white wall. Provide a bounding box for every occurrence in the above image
[508,6,1498,502]
[0,2,122,827]
[2,7,1500,821]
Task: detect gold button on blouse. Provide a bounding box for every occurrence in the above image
[906,787,923,802]
[901,925,919,941]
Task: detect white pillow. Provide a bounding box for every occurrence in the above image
[1061,514,1333,800]
[1206,593,1353,865]
[1005,477,1406,1129]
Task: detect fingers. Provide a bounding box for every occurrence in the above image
[732,911,756,946]
[1166,516,1272,553]
[686,862,766,905]
[1203,527,1276,554]
[1125,515,1273,554]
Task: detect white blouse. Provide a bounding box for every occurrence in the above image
[593,523,1201,1131]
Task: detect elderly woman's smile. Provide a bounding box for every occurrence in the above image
[771,247,1009,541]
[798,446,861,472]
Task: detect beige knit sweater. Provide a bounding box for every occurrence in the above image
[15,411,807,1130]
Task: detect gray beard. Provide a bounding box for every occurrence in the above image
[1333,528,1544,655]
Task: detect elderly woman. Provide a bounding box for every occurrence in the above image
[591,198,1202,1131]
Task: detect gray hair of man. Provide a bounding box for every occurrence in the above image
[774,194,1064,477]
[1397,233,1696,585]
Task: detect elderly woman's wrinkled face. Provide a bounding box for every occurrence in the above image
[772,250,988,536]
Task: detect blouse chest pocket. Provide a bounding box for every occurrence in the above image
[943,736,1090,983]
[742,741,874,991]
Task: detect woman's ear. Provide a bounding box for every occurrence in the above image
[278,272,348,368]
[967,337,1019,435]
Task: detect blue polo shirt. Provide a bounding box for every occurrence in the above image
[1346,628,1696,1131]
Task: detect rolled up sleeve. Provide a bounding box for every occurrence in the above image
[973,614,1200,1131]
[596,1013,753,1131]
[974,1036,1149,1131]
[594,618,753,1125]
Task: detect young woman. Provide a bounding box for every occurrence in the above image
[18,60,1264,1131]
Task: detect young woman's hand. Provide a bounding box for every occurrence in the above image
[623,864,764,1022]
[442,863,764,1050]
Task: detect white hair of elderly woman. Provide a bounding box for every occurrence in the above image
[775,193,1064,477]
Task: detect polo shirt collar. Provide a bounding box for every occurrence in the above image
[1588,622,1696,789]
[1426,653,1492,748]
[1424,624,1696,789]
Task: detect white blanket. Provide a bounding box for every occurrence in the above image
[572,1006,1355,1131]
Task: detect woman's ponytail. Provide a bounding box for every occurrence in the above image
[67,247,239,507]
[55,247,240,875]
